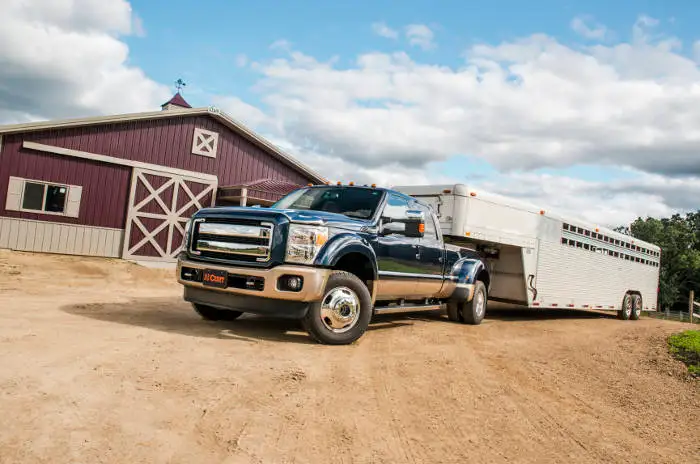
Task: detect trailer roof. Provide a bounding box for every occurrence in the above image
[391,183,661,251]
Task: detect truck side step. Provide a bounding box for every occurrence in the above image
[373,304,443,315]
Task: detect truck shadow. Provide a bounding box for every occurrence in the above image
[61,297,412,345]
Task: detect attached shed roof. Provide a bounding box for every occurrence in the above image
[218,177,304,205]
[0,106,327,184]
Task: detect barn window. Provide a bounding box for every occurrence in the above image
[5,177,82,218]
[192,128,219,157]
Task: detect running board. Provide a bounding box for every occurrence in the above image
[373,304,443,315]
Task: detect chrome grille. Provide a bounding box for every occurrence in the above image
[191,220,273,262]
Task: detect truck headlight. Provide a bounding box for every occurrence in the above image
[285,224,329,264]
[182,218,193,251]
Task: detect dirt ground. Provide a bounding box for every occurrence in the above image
[0,250,698,464]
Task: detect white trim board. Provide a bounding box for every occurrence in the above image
[23,141,218,182]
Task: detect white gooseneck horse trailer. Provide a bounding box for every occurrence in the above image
[392,184,660,319]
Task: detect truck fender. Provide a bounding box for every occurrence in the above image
[447,258,490,301]
[314,233,378,280]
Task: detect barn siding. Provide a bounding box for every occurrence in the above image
[0,141,131,228]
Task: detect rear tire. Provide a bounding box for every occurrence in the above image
[618,293,633,320]
[446,281,487,325]
[302,271,372,345]
[630,294,642,320]
[192,303,243,321]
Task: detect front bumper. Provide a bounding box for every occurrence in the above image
[176,256,331,303]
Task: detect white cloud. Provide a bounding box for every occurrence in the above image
[405,24,435,50]
[570,15,607,40]
[0,0,169,123]
[235,53,249,67]
[632,14,660,43]
[270,39,292,51]
[228,16,700,224]
[471,171,700,227]
[215,95,270,128]
[372,22,398,39]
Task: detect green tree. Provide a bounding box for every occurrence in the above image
[627,213,700,310]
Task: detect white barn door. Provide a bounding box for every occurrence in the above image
[123,168,216,262]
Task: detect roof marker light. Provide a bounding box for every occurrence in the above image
[337,181,342,185]
[470,192,477,197]
[540,210,545,215]
[443,189,452,193]
[371,183,377,188]
[349,181,355,186]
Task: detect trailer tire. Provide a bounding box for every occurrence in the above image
[302,271,372,345]
[630,294,642,320]
[446,281,487,325]
[618,293,633,320]
[192,303,243,321]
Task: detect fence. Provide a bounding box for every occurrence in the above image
[645,290,700,324]
[645,310,700,324]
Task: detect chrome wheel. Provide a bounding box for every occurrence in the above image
[320,286,360,333]
[475,291,485,318]
[624,297,633,318]
[633,297,642,317]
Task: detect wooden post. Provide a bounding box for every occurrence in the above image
[689,290,694,324]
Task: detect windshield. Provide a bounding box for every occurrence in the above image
[272,187,384,219]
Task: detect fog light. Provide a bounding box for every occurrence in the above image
[279,275,303,292]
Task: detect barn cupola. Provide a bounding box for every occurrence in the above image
[161,78,192,111]
[161,92,192,111]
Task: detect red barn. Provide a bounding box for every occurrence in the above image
[0,93,326,263]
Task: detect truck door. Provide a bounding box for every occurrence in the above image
[374,193,424,276]
[414,202,444,278]
[372,193,444,300]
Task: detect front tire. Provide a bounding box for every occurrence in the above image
[618,293,633,320]
[446,281,487,325]
[302,271,373,345]
[192,303,243,321]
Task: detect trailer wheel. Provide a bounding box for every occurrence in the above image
[630,294,642,320]
[618,294,633,320]
[446,281,487,325]
[192,303,243,321]
[301,271,372,345]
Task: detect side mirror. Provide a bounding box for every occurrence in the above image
[403,210,425,238]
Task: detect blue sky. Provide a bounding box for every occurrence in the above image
[127,0,698,95]
[4,0,700,225]
[122,0,700,187]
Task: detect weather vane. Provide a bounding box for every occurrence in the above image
[175,78,187,93]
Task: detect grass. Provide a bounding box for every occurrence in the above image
[668,330,700,377]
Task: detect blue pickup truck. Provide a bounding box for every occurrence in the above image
[176,184,491,344]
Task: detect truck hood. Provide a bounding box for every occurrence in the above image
[193,206,372,231]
